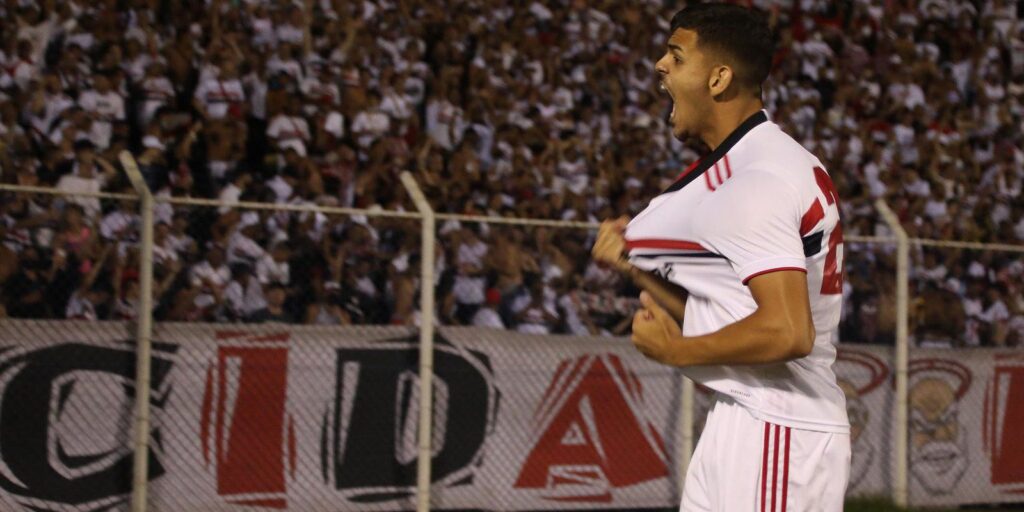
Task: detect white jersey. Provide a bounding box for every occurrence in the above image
[626,111,849,434]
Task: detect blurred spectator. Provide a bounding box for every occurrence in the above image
[472,288,506,329]
[248,281,293,323]
[0,0,1018,342]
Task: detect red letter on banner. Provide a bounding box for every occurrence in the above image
[985,357,1024,489]
[200,332,295,509]
[514,355,667,502]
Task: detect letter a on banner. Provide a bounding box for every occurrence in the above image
[515,354,668,502]
[200,332,295,509]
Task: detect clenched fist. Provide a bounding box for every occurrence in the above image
[591,216,632,273]
[631,291,681,364]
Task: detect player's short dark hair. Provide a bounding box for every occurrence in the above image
[670,3,774,92]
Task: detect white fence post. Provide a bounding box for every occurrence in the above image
[400,172,437,512]
[875,199,909,508]
[119,151,155,512]
[680,377,694,491]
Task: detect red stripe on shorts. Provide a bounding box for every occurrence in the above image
[761,423,770,512]
[771,425,780,512]
[782,427,791,511]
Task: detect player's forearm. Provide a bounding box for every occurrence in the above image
[625,265,687,323]
[662,309,813,366]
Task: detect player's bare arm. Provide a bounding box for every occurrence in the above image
[591,216,688,323]
[631,269,814,366]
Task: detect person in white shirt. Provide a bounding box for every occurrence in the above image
[266,100,311,156]
[9,40,37,91]
[425,89,466,150]
[471,288,506,329]
[300,62,341,109]
[56,140,113,218]
[137,61,175,126]
[167,212,197,259]
[379,72,413,120]
[512,279,559,335]
[275,5,306,46]
[227,217,267,266]
[451,226,488,324]
[99,198,139,243]
[25,73,74,146]
[217,172,251,215]
[592,5,849,511]
[266,43,304,81]
[193,60,247,121]
[222,262,266,321]
[981,286,1011,346]
[190,244,231,308]
[77,73,125,149]
[350,90,391,148]
[256,241,290,286]
[152,221,179,269]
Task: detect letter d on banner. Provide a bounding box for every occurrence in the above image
[200,332,295,509]
[321,337,499,503]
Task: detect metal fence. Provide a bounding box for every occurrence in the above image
[0,155,1022,511]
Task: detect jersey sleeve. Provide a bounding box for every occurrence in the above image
[697,170,806,285]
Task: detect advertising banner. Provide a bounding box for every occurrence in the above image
[0,321,1020,510]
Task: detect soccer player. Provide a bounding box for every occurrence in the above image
[591,4,850,511]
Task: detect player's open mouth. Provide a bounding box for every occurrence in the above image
[660,82,676,121]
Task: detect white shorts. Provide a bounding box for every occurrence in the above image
[681,395,850,512]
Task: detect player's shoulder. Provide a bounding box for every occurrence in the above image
[746,122,821,170]
[735,121,827,188]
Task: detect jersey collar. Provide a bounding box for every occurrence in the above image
[662,110,769,194]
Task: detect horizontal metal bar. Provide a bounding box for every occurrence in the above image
[435,212,600,229]
[909,238,1024,252]
[0,184,138,201]
[156,196,423,220]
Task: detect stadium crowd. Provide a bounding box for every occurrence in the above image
[0,0,1021,346]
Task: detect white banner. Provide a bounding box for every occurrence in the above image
[832,345,1024,507]
[0,320,1021,510]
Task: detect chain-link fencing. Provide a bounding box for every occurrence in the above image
[904,243,1024,508]
[2,181,1023,511]
[0,185,148,512]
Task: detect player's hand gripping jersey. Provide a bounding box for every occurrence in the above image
[626,111,848,433]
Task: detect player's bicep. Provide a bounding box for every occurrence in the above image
[747,269,815,356]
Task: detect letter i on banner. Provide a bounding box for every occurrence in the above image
[200,332,295,508]
[985,354,1024,492]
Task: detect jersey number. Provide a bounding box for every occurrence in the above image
[813,167,843,295]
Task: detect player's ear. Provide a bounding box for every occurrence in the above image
[708,65,734,97]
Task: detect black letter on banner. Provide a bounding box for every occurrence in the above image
[0,342,175,511]
[321,336,498,503]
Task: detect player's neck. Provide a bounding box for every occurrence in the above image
[701,100,765,150]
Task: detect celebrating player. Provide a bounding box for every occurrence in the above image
[592,4,850,511]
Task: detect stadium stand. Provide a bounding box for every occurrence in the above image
[0,0,1020,346]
